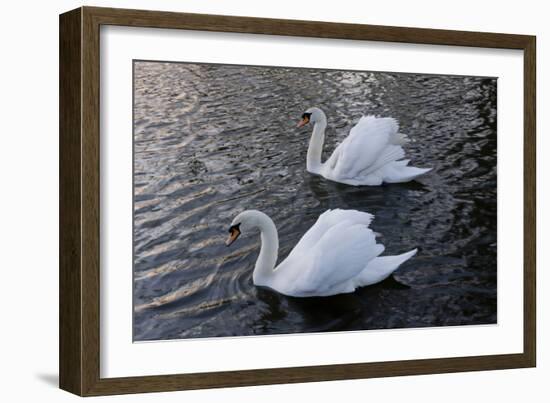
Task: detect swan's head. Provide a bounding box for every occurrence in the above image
[225,210,265,247]
[297,107,326,128]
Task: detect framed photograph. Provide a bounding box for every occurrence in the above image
[59,6,536,396]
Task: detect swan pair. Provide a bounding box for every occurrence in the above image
[225,108,429,297]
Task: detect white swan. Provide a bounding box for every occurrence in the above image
[297,107,432,186]
[225,209,417,297]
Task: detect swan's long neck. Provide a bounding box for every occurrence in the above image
[253,213,279,287]
[306,119,327,174]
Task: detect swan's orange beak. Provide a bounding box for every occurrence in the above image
[297,116,309,128]
[225,226,241,247]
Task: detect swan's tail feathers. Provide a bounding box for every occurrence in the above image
[382,162,432,183]
[355,248,417,288]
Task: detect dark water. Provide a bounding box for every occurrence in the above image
[133,61,497,341]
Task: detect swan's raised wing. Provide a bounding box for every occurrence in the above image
[289,221,384,296]
[285,209,373,261]
[327,116,405,179]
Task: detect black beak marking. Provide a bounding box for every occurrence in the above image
[226,223,242,246]
[228,223,241,233]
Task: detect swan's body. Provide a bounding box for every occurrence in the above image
[298,107,431,186]
[226,209,417,297]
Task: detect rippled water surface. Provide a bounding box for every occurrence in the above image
[133,61,497,341]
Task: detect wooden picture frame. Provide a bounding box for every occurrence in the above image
[59,6,536,396]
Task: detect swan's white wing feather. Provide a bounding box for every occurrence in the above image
[285,209,374,260]
[352,115,399,138]
[289,221,384,296]
[330,116,401,179]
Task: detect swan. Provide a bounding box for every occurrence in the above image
[225,209,417,297]
[297,107,432,186]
